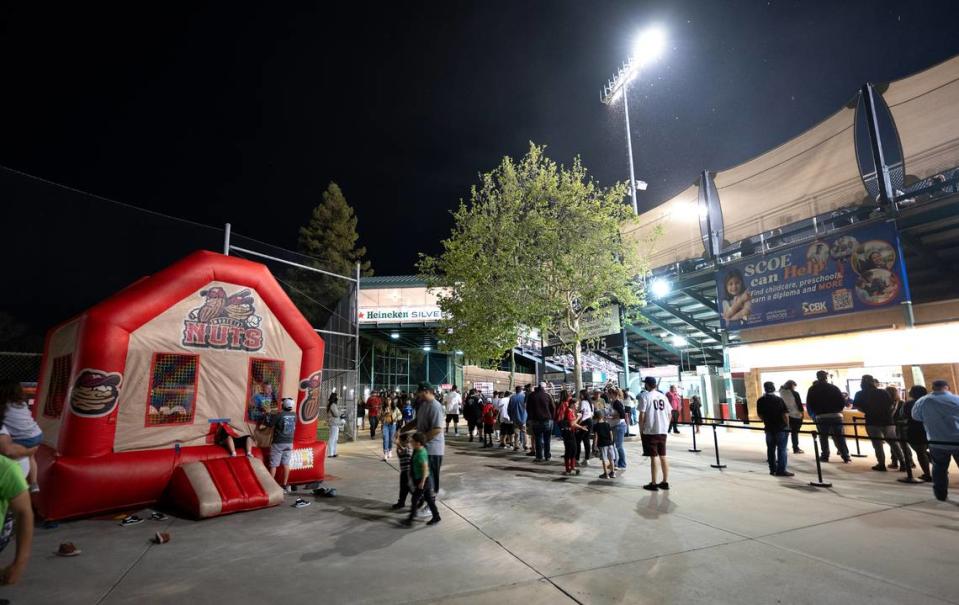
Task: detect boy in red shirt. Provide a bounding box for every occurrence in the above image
[481,398,497,448]
[366,391,382,440]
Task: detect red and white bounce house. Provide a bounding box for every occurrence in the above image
[33,251,327,520]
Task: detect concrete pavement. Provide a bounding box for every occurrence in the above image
[3,424,959,604]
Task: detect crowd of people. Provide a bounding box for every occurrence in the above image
[353,378,679,504]
[754,370,959,500]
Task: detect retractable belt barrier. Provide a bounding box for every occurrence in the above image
[680,416,959,491]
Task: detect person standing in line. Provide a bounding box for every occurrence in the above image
[481,396,497,448]
[326,392,342,458]
[806,370,851,463]
[508,386,528,452]
[523,384,537,457]
[690,395,703,433]
[401,394,415,425]
[855,375,905,472]
[443,385,462,435]
[887,386,915,473]
[757,382,794,477]
[666,385,682,434]
[778,380,805,454]
[611,389,628,471]
[380,398,399,460]
[402,432,441,526]
[403,383,446,497]
[463,389,481,442]
[498,390,514,449]
[911,379,959,501]
[900,385,932,481]
[575,389,594,467]
[526,383,555,462]
[593,411,617,479]
[623,388,637,436]
[639,376,672,491]
[559,396,585,475]
[366,390,382,440]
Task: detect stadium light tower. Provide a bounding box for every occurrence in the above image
[601,27,667,215]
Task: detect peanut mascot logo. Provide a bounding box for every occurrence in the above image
[183,286,264,351]
[298,372,323,423]
[70,369,122,417]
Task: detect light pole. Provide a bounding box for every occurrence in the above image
[600,27,667,215]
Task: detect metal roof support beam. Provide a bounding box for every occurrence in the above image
[626,325,682,357]
[678,287,718,312]
[635,314,723,364]
[647,300,722,343]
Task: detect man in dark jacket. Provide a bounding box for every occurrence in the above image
[526,383,556,462]
[757,382,793,477]
[854,375,905,471]
[463,389,482,443]
[806,370,851,463]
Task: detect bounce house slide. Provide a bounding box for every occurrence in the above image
[167,456,284,519]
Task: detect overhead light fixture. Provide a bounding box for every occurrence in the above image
[423,346,431,352]
[633,27,667,67]
[650,278,671,299]
[390,332,400,339]
[455,350,464,355]
[672,335,688,347]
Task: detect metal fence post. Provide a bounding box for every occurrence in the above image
[850,416,867,457]
[689,422,702,453]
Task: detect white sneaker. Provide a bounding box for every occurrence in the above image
[283,485,292,494]
[416,507,432,518]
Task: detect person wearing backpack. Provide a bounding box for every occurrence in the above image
[263,397,298,492]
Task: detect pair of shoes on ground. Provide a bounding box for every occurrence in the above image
[292,498,310,508]
[643,481,669,491]
[793,448,804,454]
[120,511,168,526]
[402,517,441,526]
[872,464,888,472]
[390,502,406,510]
[769,471,795,477]
[599,472,616,479]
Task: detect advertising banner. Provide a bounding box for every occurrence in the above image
[357,306,443,323]
[716,221,908,331]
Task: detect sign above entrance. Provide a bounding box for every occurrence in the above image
[546,305,622,347]
[716,221,908,331]
[358,306,445,324]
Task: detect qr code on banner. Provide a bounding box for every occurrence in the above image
[832,288,853,310]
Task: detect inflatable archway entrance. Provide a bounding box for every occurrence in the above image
[34,251,326,520]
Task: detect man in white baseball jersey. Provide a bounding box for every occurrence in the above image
[639,376,672,491]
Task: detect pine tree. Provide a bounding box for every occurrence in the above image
[287,182,372,326]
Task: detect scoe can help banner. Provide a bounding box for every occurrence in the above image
[716,221,908,331]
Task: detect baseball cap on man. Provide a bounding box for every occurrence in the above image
[643,376,658,387]
[417,382,435,393]
[281,397,295,410]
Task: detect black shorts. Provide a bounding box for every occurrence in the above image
[500,422,514,435]
[483,424,495,435]
[446,414,459,423]
[216,428,250,450]
[641,434,668,457]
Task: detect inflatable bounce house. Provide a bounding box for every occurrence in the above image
[32,250,327,520]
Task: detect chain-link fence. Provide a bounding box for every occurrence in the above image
[0,352,42,383]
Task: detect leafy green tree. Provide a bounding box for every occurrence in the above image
[420,143,649,393]
[287,182,372,326]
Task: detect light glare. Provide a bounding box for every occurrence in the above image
[633,27,666,66]
[650,278,671,298]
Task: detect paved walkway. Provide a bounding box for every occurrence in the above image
[4,425,959,604]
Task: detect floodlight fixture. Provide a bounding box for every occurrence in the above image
[650,278,671,299]
[672,335,688,347]
[633,27,666,67]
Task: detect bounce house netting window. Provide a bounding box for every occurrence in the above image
[247,358,284,423]
[42,354,72,419]
[146,353,199,427]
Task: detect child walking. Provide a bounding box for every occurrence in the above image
[592,411,617,479]
[403,432,441,526]
[391,432,413,510]
[481,397,497,448]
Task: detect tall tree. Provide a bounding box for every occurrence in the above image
[420,143,649,393]
[287,182,372,326]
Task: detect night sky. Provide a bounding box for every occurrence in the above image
[3,1,959,335]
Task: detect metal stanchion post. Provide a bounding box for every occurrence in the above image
[809,431,832,488]
[710,424,726,469]
[689,422,701,453]
[850,417,867,458]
